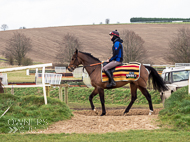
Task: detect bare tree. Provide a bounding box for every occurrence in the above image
[167,27,190,63]
[56,33,82,63]
[105,19,110,24]
[19,27,26,29]
[5,32,32,65]
[121,30,147,63]
[1,24,8,31]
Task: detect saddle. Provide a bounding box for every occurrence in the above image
[101,62,141,82]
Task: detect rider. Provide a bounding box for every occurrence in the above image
[102,30,123,88]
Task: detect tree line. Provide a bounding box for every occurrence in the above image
[2,27,190,66]
[130,17,190,23]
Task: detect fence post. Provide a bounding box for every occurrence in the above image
[64,84,68,104]
[42,66,47,105]
[59,85,63,102]
[46,86,50,97]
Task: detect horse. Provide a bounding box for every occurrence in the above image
[68,49,168,116]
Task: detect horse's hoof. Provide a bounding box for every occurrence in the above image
[123,111,129,116]
[100,113,106,116]
[93,108,98,115]
[123,112,128,116]
[149,110,153,115]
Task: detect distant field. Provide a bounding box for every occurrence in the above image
[1,23,190,65]
[7,70,35,82]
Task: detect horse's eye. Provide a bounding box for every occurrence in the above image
[72,58,74,60]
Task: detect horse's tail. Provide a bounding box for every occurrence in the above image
[144,65,168,92]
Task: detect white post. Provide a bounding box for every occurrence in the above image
[36,68,38,77]
[42,66,47,104]
[35,68,38,85]
[26,69,29,75]
[189,72,190,94]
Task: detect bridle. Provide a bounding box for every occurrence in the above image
[69,53,80,69]
[68,54,102,76]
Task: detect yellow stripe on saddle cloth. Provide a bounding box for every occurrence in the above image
[101,62,141,82]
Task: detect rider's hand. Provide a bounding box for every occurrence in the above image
[106,58,110,62]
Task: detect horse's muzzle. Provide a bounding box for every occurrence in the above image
[68,66,74,72]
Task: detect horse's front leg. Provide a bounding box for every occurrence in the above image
[89,87,98,112]
[98,87,106,116]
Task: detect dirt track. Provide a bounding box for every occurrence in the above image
[34,108,162,134]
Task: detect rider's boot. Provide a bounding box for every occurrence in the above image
[104,70,116,88]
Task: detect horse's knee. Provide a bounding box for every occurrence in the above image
[89,96,92,101]
[131,96,137,102]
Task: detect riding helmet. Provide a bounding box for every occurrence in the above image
[109,30,119,37]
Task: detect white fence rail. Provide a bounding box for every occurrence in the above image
[36,73,62,85]
[0,63,53,105]
[0,73,8,85]
[175,63,190,67]
[73,67,83,79]
[82,69,92,88]
[55,67,66,73]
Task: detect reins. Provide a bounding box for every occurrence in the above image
[83,62,103,76]
[83,62,103,67]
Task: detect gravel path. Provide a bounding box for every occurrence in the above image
[34,109,161,134]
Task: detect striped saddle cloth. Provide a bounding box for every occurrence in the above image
[101,62,141,82]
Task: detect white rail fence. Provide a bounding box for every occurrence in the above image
[55,67,66,73]
[36,73,62,85]
[0,73,8,85]
[175,63,190,67]
[0,63,53,105]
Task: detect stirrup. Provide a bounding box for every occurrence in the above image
[106,81,116,88]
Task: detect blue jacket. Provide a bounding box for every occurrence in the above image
[109,38,123,62]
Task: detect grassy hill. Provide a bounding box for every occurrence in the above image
[1,23,190,65]
[0,93,73,133]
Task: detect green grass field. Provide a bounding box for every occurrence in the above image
[3,87,162,105]
[0,94,73,134]
[1,66,190,141]
[1,87,190,141]
[159,86,190,130]
[0,129,190,142]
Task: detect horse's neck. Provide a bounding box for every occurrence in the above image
[79,55,100,76]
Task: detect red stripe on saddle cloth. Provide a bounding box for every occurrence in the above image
[102,74,126,78]
[102,74,139,78]
[115,65,140,69]
[113,74,139,77]
[102,75,108,78]
[113,74,126,77]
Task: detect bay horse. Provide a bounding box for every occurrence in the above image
[68,49,168,116]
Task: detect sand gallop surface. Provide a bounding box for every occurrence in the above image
[37,108,162,134]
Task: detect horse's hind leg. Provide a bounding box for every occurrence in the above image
[98,87,106,116]
[89,87,98,111]
[138,86,153,115]
[124,83,138,114]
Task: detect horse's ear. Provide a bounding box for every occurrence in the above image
[75,48,78,54]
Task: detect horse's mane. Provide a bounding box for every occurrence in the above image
[79,51,101,62]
